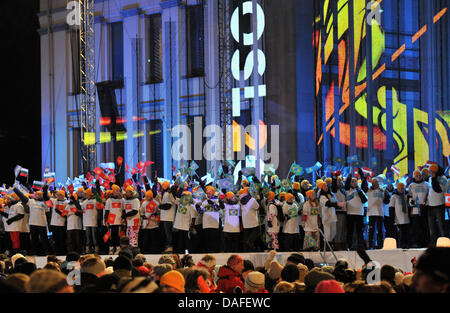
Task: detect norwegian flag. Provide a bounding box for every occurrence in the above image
[361,167,374,177]
[390,165,400,176]
[445,193,450,208]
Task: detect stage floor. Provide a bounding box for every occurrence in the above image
[30,248,426,272]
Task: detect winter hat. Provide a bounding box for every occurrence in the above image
[153,264,172,278]
[413,170,421,177]
[125,185,134,193]
[292,182,300,191]
[281,264,300,283]
[421,168,429,176]
[205,186,215,195]
[315,179,324,188]
[317,181,326,190]
[227,255,244,268]
[56,190,65,197]
[304,269,335,291]
[324,177,332,185]
[238,187,249,196]
[84,188,93,197]
[137,266,150,276]
[26,269,69,293]
[402,274,414,287]
[267,191,275,201]
[245,271,265,291]
[242,179,250,186]
[414,247,450,283]
[145,190,153,199]
[11,254,25,268]
[429,164,439,173]
[111,184,121,192]
[162,181,170,190]
[160,270,185,292]
[226,191,235,200]
[268,260,283,280]
[300,180,311,189]
[279,192,287,201]
[305,190,315,200]
[314,279,345,293]
[285,193,294,202]
[397,182,405,189]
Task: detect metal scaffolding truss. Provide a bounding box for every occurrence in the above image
[218,0,233,161]
[79,0,96,172]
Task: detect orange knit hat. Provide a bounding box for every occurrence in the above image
[145,190,153,199]
[160,270,185,293]
[238,187,249,196]
[285,193,294,202]
[226,191,235,200]
[162,181,170,190]
[306,190,315,200]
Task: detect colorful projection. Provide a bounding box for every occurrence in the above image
[314,0,449,178]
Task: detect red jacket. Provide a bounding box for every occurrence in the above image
[216,266,244,293]
[196,262,216,293]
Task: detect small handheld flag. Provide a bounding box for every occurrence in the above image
[334,156,344,165]
[107,213,116,224]
[103,231,111,243]
[117,156,124,166]
[390,165,400,176]
[19,168,29,178]
[241,167,255,177]
[347,155,358,164]
[32,181,45,190]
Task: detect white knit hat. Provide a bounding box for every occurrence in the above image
[11,253,25,267]
[245,271,265,291]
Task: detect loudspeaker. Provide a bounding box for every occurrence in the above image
[96,80,126,133]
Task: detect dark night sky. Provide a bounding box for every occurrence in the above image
[0,0,41,186]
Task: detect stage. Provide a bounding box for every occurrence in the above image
[29,249,426,273]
